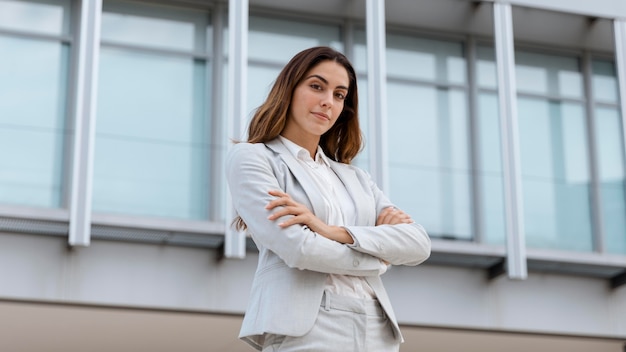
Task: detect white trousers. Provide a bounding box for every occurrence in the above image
[262,291,400,352]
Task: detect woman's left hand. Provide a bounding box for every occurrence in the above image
[265,190,354,244]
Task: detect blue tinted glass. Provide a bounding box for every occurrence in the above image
[592,60,619,104]
[477,93,506,244]
[248,16,342,63]
[595,107,626,254]
[0,0,69,35]
[94,48,210,219]
[0,35,68,208]
[387,82,471,239]
[516,51,582,99]
[386,34,466,85]
[101,12,196,51]
[518,98,592,251]
[247,65,280,121]
[477,46,497,89]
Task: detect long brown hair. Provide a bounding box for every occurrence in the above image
[233,46,363,232]
[246,46,362,163]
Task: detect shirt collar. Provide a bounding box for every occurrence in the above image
[278,135,331,167]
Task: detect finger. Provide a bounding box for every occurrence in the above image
[265,198,287,210]
[268,189,289,198]
[379,207,397,224]
[267,206,300,220]
[376,207,391,225]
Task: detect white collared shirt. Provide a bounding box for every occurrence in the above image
[278,136,376,299]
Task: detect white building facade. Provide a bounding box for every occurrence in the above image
[1,0,626,351]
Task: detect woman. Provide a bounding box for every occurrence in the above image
[226,46,431,351]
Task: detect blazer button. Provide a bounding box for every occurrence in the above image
[353,259,359,267]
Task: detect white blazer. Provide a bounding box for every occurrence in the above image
[226,138,431,350]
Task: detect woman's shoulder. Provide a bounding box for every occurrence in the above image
[229,141,267,155]
[227,142,273,164]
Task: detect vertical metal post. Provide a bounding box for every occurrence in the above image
[493,2,527,279]
[466,35,484,243]
[365,0,389,192]
[224,0,248,258]
[69,0,102,246]
[614,20,626,192]
[582,51,605,253]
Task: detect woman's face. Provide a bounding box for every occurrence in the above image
[283,60,349,143]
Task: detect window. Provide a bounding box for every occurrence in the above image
[0,0,71,208]
[516,51,592,252]
[93,1,212,220]
[476,46,506,245]
[592,59,626,254]
[385,34,472,240]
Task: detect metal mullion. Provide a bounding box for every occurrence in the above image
[467,35,484,244]
[68,0,103,247]
[582,51,606,253]
[0,28,73,43]
[614,20,626,194]
[223,0,248,259]
[99,40,211,60]
[386,75,468,90]
[614,20,626,258]
[365,0,389,192]
[493,2,527,280]
[209,3,226,223]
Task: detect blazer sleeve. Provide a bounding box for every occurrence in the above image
[226,143,387,276]
[344,168,432,266]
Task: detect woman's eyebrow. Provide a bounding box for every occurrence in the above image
[306,74,349,90]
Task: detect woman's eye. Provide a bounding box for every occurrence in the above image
[335,92,346,100]
[310,84,322,90]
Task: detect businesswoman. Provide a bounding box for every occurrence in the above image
[226,46,431,351]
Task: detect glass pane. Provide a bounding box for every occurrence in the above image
[0,0,69,35]
[0,35,68,207]
[101,2,208,52]
[387,82,471,239]
[94,48,210,219]
[477,93,506,244]
[518,97,592,251]
[249,16,343,64]
[595,107,626,254]
[386,34,466,85]
[477,46,497,89]
[516,51,583,99]
[247,65,280,121]
[352,30,367,73]
[592,59,619,104]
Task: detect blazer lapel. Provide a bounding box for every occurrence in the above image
[265,139,328,221]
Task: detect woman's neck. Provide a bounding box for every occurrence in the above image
[279,132,319,159]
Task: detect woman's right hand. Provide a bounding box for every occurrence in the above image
[376,206,414,226]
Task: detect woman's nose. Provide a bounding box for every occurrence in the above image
[320,92,333,108]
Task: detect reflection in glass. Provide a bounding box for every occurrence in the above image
[595,107,626,254]
[515,51,582,99]
[249,16,342,63]
[477,46,497,89]
[94,48,210,219]
[386,34,466,85]
[247,66,280,121]
[0,35,68,208]
[477,93,506,244]
[0,0,68,35]
[101,12,196,51]
[387,82,471,239]
[518,97,592,251]
[592,60,619,104]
